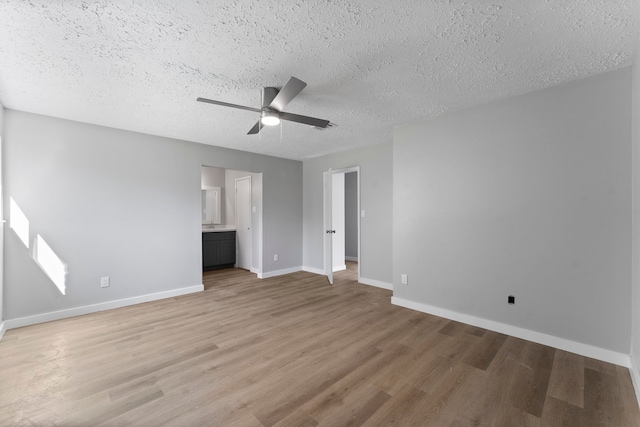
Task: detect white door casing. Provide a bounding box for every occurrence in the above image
[323,169,333,285]
[332,173,346,272]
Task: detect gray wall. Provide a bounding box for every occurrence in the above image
[345,171,358,259]
[393,68,632,354]
[4,110,302,320]
[303,143,392,285]
[632,39,640,373]
[201,165,225,189]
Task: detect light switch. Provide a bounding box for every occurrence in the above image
[361,210,366,218]
[101,276,110,288]
[252,206,257,213]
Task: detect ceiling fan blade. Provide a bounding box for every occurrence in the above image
[247,121,263,135]
[268,77,307,111]
[197,97,261,113]
[279,111,330,128]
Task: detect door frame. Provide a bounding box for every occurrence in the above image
[323,166,360,283]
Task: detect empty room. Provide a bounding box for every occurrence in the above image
[1,0,640,425]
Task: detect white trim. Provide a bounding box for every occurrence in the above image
[323,169,333,285]
[359,277,393,290]
[356,168,361,284]
[631,356,640,408]
[260,266,302,279]
[257,172,264,278]
[333,264,347,272]
[345,256,359,262]
[0,321,6,341]
[5,285,204,330]
[391,296,631,368]
[303,266,325,275]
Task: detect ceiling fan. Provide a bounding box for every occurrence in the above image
[197,76,331,135]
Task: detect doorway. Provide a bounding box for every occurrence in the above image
[201,166,262,276]
[324,166,360,285]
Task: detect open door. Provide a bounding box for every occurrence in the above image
[323,169,333,285]
[235,176,252,270]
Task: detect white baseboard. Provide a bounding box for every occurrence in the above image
[345,256,359,262]
[5,285,204,330]
[302,266,325,275]
[359,277,393,290]
[631,356,640,408]
[260,266,302,279]
[0,321,6,341]
[391,296,631,368]
[333,265,347,272]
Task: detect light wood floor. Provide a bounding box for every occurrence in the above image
[1,262,639,426]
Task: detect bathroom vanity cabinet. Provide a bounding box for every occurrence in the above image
[202,230,236,271]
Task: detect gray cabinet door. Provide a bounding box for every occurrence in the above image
[202,231,236,270]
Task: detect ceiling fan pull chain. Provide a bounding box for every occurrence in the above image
[259,89,263,144]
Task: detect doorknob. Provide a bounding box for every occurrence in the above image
[326,230,336,234]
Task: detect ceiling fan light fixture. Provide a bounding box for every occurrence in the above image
[198,76,329,135]
[261,111,280,126]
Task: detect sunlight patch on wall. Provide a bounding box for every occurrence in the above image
[35,235,67,295]
[10,197,29,248]
[9,196,68,295]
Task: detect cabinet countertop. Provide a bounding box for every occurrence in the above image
[202,228,236,233]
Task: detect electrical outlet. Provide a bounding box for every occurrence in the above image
[101,276,110,288]
[401,274,408,285]
[361,210,366,218]
[274,254,279,262]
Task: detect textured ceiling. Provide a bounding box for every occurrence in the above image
[0,1,637,160]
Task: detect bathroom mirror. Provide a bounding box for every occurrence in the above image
[202,186,221,224]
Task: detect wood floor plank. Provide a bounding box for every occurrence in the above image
[0,263,637,426]
[438,319,467,336]
[584,367,634,427]
[541,396,585,427]
[509,342,555,418]
[462,330,508,370]
[339,390,392,427]
[418,363,485,424]
[373,333,450,395]
[616,366,640,424]
[547,349,585,408]
[251,346,382,426]
[273,410,320,427]
[299,344,411,425]
[360,385,432,426]
[456,344,516,425]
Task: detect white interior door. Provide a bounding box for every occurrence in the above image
[323,169,333,285]
[332,173,346,272]
[235,177,251,270]
[0,137,4,328]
